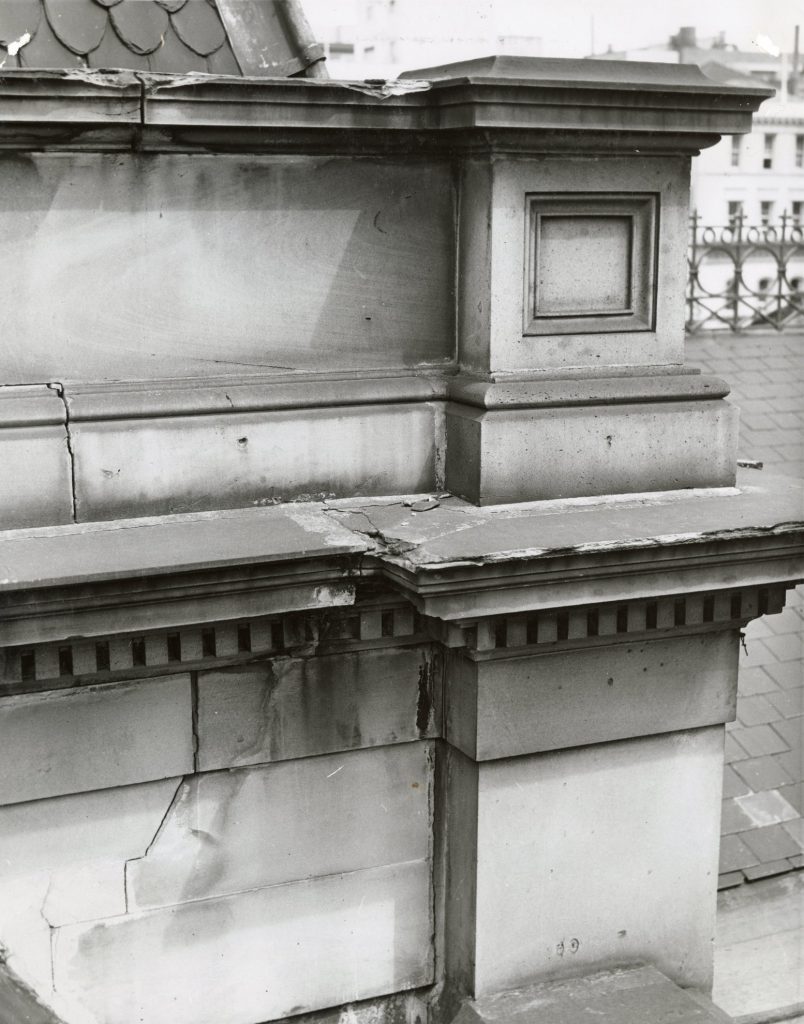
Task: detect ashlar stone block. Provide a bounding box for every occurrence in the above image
[447,632,738,760]
[0,777,182,878]
[446,399,738,505]
[127,742,433,910]
[54,860,434,1024]
[197,646,441,770]
[0,677,192,805]
[446,728,724,998]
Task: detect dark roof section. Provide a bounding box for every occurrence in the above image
[0,0,326,77]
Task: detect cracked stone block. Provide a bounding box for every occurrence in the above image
[197,647,440,770]
[72,404,440,519]
[0,777,182,879]
[0,677,192,805]
[54,861,433,1024]
[0,386,73,528]
[127,743,433,911]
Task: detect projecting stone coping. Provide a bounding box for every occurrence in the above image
[0,54,772,153]
[330,475,804,568]
[0,504,368,592]
[1,473,801,605]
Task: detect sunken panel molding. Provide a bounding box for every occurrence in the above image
[446,155,738,504]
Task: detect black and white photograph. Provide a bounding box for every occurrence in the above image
[0,1,802,1022]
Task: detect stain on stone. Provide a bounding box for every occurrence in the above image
[416,651,441,735]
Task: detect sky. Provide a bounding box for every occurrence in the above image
[303,0,803,59]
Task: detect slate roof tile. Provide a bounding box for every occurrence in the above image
[0,0,43,48]
[18,12,85,67]
[1,0,321,78]
[148,24,207,74]
[205,35,240,75]
[171,0,225,56]
[45,0,106,55]
[109,2,169,55]
[88,18,149,70]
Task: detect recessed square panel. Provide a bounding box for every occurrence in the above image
[537,215,633,316]
[525,194,657,336]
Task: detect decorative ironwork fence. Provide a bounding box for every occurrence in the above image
[687,211,804,334]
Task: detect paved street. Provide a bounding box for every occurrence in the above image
[687,332,803,887]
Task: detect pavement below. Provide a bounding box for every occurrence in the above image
[688,333,803,888]
[689,333,803,1023]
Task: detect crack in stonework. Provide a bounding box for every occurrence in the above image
[46,382,77,524]
[123,777,186,913]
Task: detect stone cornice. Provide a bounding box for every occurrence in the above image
[0,58,773,154]
[1,475,802,646]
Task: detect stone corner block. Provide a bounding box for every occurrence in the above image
[446,399,738,504]
[0,675,193,806]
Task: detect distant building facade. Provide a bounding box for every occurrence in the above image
[306,0,541,80]
[589,25,804,227]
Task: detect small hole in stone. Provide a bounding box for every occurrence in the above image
[131,638,146,667]
[20,651,36,681]
[95,641,110,672]
[167,633,182,662]
[201,628,216,658]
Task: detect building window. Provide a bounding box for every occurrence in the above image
[763,135,775,169]
[796,136,804,169]
[760,201,774,226]
[792,202,803,226]
[728,200,744,226]
[730,136,741,167]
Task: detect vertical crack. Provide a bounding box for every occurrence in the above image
[47,382,77,524]
[191,671,200,773]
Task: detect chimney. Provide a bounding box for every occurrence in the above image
[677,25,697,49]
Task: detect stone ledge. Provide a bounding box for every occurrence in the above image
[447,374,730,410]
[0,58,771,154]
[452,965,734,1024]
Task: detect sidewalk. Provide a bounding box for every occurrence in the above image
[687,332,803,888]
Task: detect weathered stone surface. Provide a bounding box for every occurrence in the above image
[54,861,434,1024]
[0,425,73,529]
[0,777,181,876]
[445,728,723,997]
[43,860,127,928]
[72,403,443,520]
[0,504,365,592]
[197,646,441,770]
[447,632,738,760]
[0,154,453,386]
[446,399,738,504]
[453,964,734,1024]
[0,873,53,1001]
[456,156,690,375]
[0,677,192,804]
[127,743,433,909]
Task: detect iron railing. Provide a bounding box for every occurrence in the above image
[686,211,804,333]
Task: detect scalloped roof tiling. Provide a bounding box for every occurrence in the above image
[0,0,322,77]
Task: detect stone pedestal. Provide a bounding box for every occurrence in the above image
[0,51,799,1024]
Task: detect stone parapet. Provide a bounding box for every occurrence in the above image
[0,476,801,1022]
